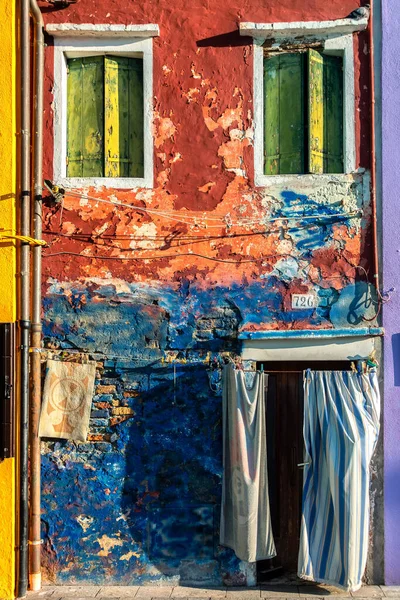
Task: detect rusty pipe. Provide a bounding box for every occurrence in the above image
[18,0,31,595]
[369,1,380,296]
[29,0,44,591]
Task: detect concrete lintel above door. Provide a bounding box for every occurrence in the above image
[241,333,381,362]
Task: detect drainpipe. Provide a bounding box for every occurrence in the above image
[369,1,380,295]
[29,0,44,591]
[18,0,31,595]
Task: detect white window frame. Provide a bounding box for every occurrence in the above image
[48,24,159,189]
[239,18,368,187]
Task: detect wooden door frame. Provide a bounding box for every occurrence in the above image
[256,360,352,583]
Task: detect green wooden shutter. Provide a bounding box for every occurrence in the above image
[128,58,144,178]
[323,54,344,173]
[264,53,305,175]
[308,49,343,174]
[67,56,104,177]
[104,56,144,178]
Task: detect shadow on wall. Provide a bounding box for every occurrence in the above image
[40,362,246,585]
[40,282,248,585]
[196,31,248,48]
[118,362,240,585]
[392,333,400,387]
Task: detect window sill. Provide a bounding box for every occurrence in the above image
[57,176,153,190]
[254,170,366,189]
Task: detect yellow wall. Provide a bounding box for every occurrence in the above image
[0,0,17,323]
[0,0,17,597]
[0,461,16,600]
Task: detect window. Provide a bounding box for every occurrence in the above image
[48,24,158,189]
[67,55,144,178]
[264,49,343,176]
[239,17,369,185]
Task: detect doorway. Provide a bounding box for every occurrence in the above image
[256,360,351,583]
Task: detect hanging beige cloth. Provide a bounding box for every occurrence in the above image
[220,365,276,562]
[39,359,96,441]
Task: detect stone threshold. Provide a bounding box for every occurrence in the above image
[26,584,400,600]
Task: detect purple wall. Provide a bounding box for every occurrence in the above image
[382,0,400,585]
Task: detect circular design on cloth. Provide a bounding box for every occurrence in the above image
[49,377,86,413]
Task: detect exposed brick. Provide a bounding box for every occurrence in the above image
[89,418,110,427]
[87,433,111,442]
[196,318,213,330]
[123,391,140,397]
[214,328,237,338]
[93,394,114,403]
[222,308,239,318]
[111,399,120,407]
[195,330,214,341]
[90,410,110,419]
[75,443,95,453]
[96,385,117,394]
[109,415,132,427]
[124,382,141,391]
[213,317,236,328]
[112,407,135,416]
[94,402,112,410]
[92,442,112,452]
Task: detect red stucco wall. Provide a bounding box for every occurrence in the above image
[41,0,371,291]
[39,1,381,586]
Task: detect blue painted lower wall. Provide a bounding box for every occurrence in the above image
[41,274,379,585]
[41,280,248,585]
[41,361,247,585]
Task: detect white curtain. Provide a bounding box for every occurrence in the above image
[298,370,381,591]
[220,365,276,562]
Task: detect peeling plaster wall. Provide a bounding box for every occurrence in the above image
[40,0,380,586]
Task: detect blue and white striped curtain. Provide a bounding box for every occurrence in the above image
[298,370,380,592]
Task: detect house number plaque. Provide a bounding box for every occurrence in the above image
[291,294,317,309]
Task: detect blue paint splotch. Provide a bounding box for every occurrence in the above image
[41,281,246,585]
[41,359,238,584]
[40,170,375,585]
[41,270,376,585]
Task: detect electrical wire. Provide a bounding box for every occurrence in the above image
[0,231,46,246]
[352,266,394,304]
[44,188,387,318]
[43,210,361,243]
[42,250,268,263]
[60,189,226,225]
[353,264,394,322]
[51,188,362,230]
[42,249,368,285]
[43,229,272,241]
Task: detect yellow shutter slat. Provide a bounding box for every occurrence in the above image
[104,56,144,178]
[308,49,324,174]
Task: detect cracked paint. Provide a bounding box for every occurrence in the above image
[40,0,375,587]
